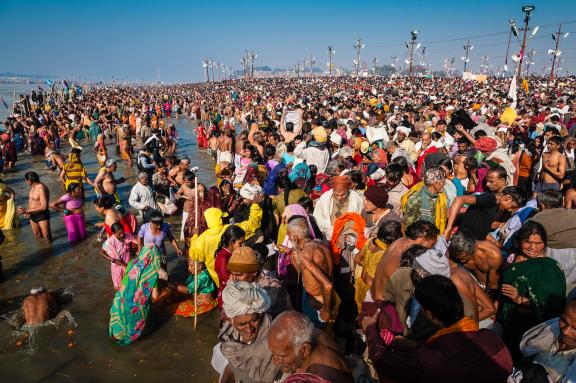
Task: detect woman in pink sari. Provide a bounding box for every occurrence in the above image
[100,222,137,290]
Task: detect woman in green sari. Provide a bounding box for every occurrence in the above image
[497,221,566,361]
[109,244,161,346]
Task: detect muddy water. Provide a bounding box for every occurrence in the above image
[0,115,220,382]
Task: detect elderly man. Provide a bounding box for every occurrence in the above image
[382,163,409,217]
[268,311,354,383]
[363,185,403,238]
[226,246,292,318]
[401,167,448,231]
[513,299,576,382]
[287,218,337,328]
[129,172,159,223]
[313,175,364,240]
[215,281,279,383]
[396,126,417,162]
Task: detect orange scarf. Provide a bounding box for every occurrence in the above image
[330,212,367,265]
[427,317,479,343]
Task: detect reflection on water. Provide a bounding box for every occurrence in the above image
[0,110,220,382]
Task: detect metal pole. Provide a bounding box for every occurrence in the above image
[463,41,471,72]
[353,37,363,78]
[408,31,417,77]
[504,20,515,71]
[517,6,535,80]
[550,24,562,80]
[328,46,333,76]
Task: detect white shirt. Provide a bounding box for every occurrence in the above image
[129,182,159,212]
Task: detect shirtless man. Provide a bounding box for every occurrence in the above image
[22,288,58,326]
[445,235,496,322]
[535,135,566,194]
[217,129,233,164]
[45,148,66,172]
[268,311,354,383]
[286,218,335,325]
[371,220,439,301]
[167,157,190,188]
[234,131,248,170]
[175,173,199,240]
[448,231,502,295]
[18,171,51,242]
[94,159,126,201]
[208,132,219,161]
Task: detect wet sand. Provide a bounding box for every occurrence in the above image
[0,116,220,382]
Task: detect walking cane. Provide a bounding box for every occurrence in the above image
[193,175,199,330]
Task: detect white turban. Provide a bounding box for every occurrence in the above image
[415,249,450,277]
[397,126,411,136]
[239,183,262,200]
[222,281,271,318]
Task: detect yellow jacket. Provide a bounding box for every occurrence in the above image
[188,203,262,286]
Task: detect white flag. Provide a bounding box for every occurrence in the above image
[508,75,517,109]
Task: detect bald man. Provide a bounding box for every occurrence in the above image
[287,218,336,328]
[268,311,354,383]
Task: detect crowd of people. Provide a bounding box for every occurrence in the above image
[2,74,576,382]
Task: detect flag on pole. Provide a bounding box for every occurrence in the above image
[46,80,53,86]
[0,97,8,109]
[508,75,517,109]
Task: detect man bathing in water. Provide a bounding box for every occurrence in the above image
[94,159,126,202]
[18,171,52,242]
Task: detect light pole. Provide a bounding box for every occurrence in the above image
[353,37,364,78]
[390,56,398,72]
[462,41,473,72]
[249,51,257,79]
[517,5,536,79]
[549,24,569,80]
[327,46,335,76]
[504,19,517,72]
[240,55,248,79]
[407,30,418,77]
[480,56,490,74]
[202,58,210,82]
[372,57,378,76]
[210,59,215,82]
[310,55,316,76]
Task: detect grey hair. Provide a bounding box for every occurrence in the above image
[424,167,446,185]
[385,140,398,149]
[448,231,476,258]
[137,172,149,180]
[286,217,310,240]
[273,311,314,350]
[326,161,345,177]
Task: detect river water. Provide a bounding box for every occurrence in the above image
[0,84,220,382]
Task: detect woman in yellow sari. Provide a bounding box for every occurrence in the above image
[0,181,18,229]
[354,221,402,310]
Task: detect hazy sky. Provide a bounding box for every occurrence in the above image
[1,0,575,82]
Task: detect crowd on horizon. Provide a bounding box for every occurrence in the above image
[2,73,576,382]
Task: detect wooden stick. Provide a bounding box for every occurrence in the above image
[194,260,198,330]
[193,175,198,329]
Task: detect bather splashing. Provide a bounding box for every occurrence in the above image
[2,286,77,356]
